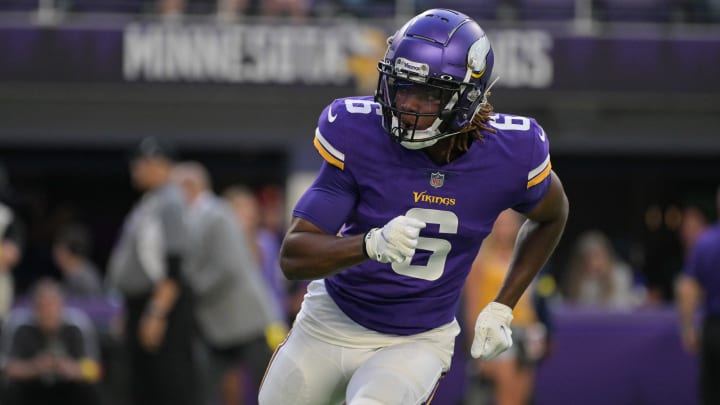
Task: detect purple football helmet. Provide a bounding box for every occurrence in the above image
[375,9,494,149]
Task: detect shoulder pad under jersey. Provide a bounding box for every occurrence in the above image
[489,113,551,189]
[313,96,382,171]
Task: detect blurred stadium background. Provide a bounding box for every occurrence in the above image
[0,0,718,404]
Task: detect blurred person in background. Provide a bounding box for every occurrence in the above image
[1,278,101,405]
[463,209,547,405]
[679,205,709,249]
[173,162,286,405]
[677,186,720,405]
[259,9,569,404]
[563,230,645,309]
[677,204,709,259]
[223,185,287,323]
[256,184,285,238]
[643,203,709,305]
[158,0,185,17]
[52,223,103,299]
[0,162,24,328]
[106,136,196,405]
[161,0,309,19]
[158,0,216,18]
[256,0,309,18]
[0,200,22,327]
[217,0,243,20]
[669,203,710,306]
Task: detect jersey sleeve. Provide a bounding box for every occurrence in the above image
[301,97,378,233]
[293,160,358,235]
[513,119,552,213]
[314,98,353,172]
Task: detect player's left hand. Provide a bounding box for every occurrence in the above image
[471,301,513,360]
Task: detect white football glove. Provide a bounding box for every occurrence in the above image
[364,215,426,263]
[471,301,514,360]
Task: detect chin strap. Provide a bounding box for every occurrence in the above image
[481,75,501,105]
[465,75,501,124]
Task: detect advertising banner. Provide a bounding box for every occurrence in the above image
[0,22,718,93]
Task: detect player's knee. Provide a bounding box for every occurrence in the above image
[348,373,425,405]
[348,387,416,405]
[258,378,283,405]
[258,362,308,405]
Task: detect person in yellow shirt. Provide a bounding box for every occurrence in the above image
[464,209,547,405]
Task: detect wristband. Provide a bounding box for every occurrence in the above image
[361,230,371,258]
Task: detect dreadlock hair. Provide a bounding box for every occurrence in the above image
[442,92,496,163]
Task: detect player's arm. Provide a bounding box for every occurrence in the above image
[494,171,568,308]
[145,212,184,320]
[280,218,367,280]
[139,197,185,351]
[470,170,566,361]
[281,215,424,280]
[280,162,424,281]
[281,210,424,281]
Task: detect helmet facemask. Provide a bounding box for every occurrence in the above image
[376,62,465,149]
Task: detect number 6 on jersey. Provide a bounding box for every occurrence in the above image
[391,208,458,281]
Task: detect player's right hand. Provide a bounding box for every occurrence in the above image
[364,215,426,263]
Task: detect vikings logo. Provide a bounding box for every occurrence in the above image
[468,36,491,78]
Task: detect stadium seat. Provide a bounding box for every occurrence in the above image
[1,0,39,11]
[68,0,145,13]
[517,0,577,20]
[433,0,501,21]
[598,0,674,22]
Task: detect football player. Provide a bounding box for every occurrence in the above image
[259,8,569,405]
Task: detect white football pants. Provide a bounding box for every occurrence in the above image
[259,280,457,405]
[258,325,444,405]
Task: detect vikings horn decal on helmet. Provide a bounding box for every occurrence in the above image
[375,9,495,149]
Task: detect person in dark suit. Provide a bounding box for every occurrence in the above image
[106,137,196,405]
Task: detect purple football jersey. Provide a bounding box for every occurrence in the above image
[293,96,552,335]
[684,223,720,316]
